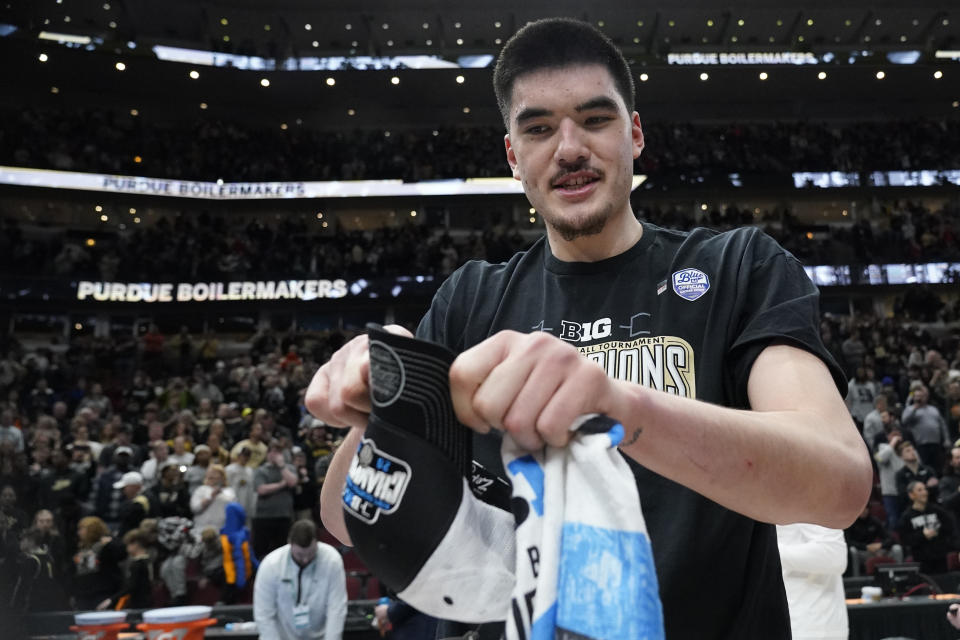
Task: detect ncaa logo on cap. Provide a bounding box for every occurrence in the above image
[672,268,710,301]
[343,438,412,524]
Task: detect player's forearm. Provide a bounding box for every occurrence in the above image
[612,381,872,529]
[319,427,363,545]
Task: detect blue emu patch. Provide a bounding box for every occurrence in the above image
[671,268,710,301]
[343,438,412,524]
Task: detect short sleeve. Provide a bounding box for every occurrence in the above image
[727,250,846,409]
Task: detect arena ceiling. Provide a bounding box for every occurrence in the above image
[2,1,959,125]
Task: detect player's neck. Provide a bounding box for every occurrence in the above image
[547,211,643,263]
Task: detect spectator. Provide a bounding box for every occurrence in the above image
[190,464,235,532]
[168,435,195,468]
[897,480,959,575]
[894,439,939,502]
[220,502,258,604]
[253,519,346,640]
[845,367,877,429]
[226,448,256,525]
[90,448,136,527]
[29,509,68,581]
[231,422,268,468]
[146,461,191,519]
[252,441,297,560]
[902,384,950,471]
[97,528,154,611]
[140,440,171,488]
[941,447,960,503]
[0,409,24,452]
[875,431,907,532]
[945,378,960,444]
[844,504,904,577]
[155,516,194,607]
[71,516,125,611]
[862,396,889,452]
[184,444,212,494]
[189,526,229,603]
[12,526,69,612]
[291,447,317,523]
[115,471,152,536]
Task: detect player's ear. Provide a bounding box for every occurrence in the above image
[505,134,520,181]
[632,112,645,159]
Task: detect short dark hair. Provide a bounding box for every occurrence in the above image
[123,528,149,548]
[288,519,317,548]
[906,480,925,496]
[493,17,635,129]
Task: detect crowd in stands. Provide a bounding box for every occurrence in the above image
[0,299,959,619]
[2,197,959,284]
[831,314,960,579]
[2,107,959,183]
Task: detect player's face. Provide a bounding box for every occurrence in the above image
[504,64,643,243]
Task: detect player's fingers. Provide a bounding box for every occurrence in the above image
[450,332,519,432]
[536,361,610,447]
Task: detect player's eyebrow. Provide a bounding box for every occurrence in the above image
[574,96,619,113]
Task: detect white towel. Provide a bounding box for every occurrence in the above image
[502,414,665,640]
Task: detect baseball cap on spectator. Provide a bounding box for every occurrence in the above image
[115,445,133,456]
[113,471,144,489]
[193,444,211,455]
[160,459,183,472]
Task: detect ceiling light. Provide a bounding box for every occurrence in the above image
[806,19,814,26]
[426,39,433,45]
[845,19,852,27]
[222,35,229,42]
[738,19,745,26]
[189,70,199,79]
[455,75,464,83]
[134,217,140,223]
[494,21,501,28]
[304,24,311,30]
[326,77,335,86]
[818,71,827,80]
[410,211,417,217]
[463,107,470,113]
[64,16,71,22]
[639,73,649,82]
[759,72,768,80]
[51,86,59,93]
[345,23,352,30]
[312,41,318,47]
[128,208,136,214]
[115,61,125,71]
[876,71,885,79]
[668,20,675,27]
[707,19,714,27]
[200,102,208,109]
[109,20,116,28]
[133,155,141,163]
[423,22,429,29]
[934,70,943,79]
[100,214,108,222]
[637,20,644,27]
[699,72,709,81]
[494,38,500,45]
[39,53,48,62]
[260,78,270,87]
[529,208,536,214]
[953,101,959,108]
[103,2,110,8]
[280,123,287,130]
[875,19,882,26]
[456,38,463,45]
[390,76,399,85]
[263,24,270,31]
[944,19,950,26]
[220,18,228,26]
[454,22,461,29]
[95,205,102,212]
[130,109,138,116]
[347,108,356,115]
[381,23,388,29]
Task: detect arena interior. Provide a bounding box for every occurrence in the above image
[1,0,960,638]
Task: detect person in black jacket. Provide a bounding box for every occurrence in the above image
[897,481,959,574]
[71,516,125,611]
[97,528,153,611]
[844,504,904,576]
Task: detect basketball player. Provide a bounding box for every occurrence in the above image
[307,17,871,639]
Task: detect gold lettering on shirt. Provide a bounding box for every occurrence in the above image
[578,336,696,399]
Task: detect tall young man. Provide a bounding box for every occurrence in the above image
[307,17,871,639]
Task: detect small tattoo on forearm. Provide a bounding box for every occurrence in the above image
[622,428,643,446]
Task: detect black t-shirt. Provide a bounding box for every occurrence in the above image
[417,222,844,640]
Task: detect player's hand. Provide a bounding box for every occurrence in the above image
[449,330,620,451]
[305,325,413,428]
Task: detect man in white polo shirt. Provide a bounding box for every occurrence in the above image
[254,519,346,640]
